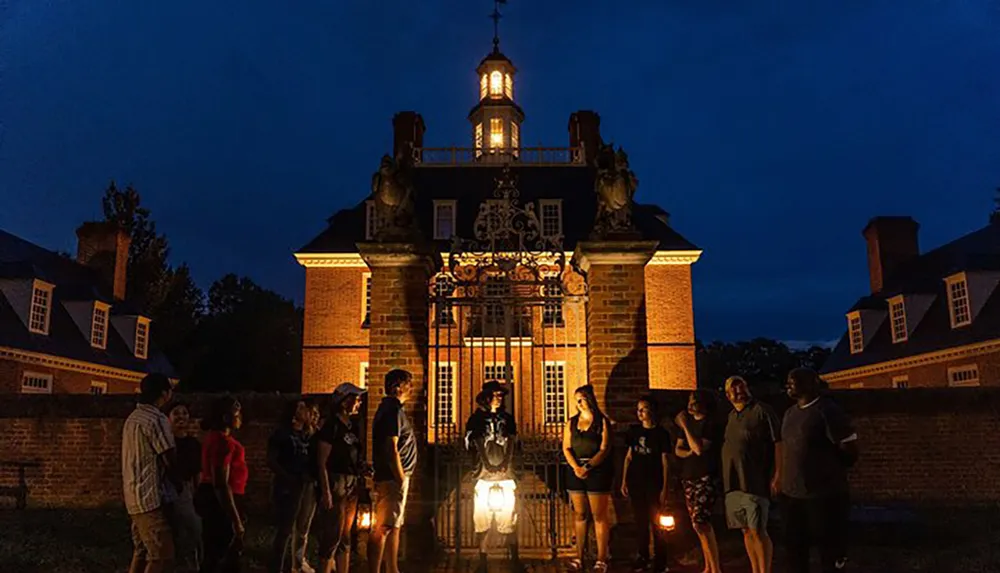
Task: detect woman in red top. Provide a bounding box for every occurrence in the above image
[196,396,248,573]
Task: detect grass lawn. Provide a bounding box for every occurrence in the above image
[0,506,998,572]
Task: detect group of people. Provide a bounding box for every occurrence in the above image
[122,365,856,573]
[562,368,858,573]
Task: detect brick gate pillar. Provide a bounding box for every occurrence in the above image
[357,242,440,558]
[573,240,658,422]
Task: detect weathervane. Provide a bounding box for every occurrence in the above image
[490,0,506,51]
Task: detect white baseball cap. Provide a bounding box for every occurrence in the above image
[333,382,367,403]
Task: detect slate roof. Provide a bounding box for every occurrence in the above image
[298,164,699,255]
[0,228,176,378]
[822,222,1000,374]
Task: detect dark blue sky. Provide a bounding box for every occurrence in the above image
[2,1,999,344]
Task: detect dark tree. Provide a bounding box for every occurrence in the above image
[697,338,832,396]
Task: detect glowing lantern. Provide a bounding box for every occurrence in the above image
[488,483,505,512]
[657,513,676,531]
[358,506,373,530]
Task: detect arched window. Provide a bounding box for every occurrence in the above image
[489,70,503,97]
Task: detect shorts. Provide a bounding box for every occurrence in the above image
[473,479,518,534]
[130,507,176,561]
[374,478,409,529]
[682,475,720,525]
[317,475,359,560]
[566,461,614,494]
[725,491,770,531]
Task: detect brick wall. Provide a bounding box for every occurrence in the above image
[645,263,697,390]
[301,266,370,394]
[827,350,1000,389]
[0,358,139,394]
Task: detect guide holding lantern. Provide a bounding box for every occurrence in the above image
[464,380,523,573]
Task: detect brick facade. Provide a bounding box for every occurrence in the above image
[575,241,657,421]
[825,342,1000,389]
[301,265,371,394]
[644,263,697,390]
[0,357,140,394]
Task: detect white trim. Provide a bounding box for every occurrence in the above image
[361,272,372,325]
[891,375,909,389]
[359,361,369,389]
[28,279,55,335]
[90,381,108,395]
[463,337,533,348]
[823,338,1000,381]
[294,253,369,268]
[947,364,980,387]
[1,346,154,382]
[847,382,864,390]
[945,273,972,328]
[647,250,703,265]
[888,295,908,344]
[431,361,458,428]
[134,317,150,359]
[542,360,568,424]
[538,199,563,239]
[21,371,53,394]
[433,200,457,240]
[90,301,111,350]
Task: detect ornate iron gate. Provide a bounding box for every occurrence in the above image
[427,167,588,560]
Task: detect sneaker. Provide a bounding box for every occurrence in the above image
[631,557,649,571]
[835,558,848,570]
[593,561,608,573]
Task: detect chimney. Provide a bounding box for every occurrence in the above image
[76,221,131,301]
[392,111,425,159]
[568,111,602,164]
[862,216,919,294]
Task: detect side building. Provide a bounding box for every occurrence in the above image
[822,215,1000,388]
[0,223,175,394]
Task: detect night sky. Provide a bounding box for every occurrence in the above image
[2,1,999,344]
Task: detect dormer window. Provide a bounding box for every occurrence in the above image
[539,200,563,238]
[433,200,457,240]
[90,301,110,349]
[135,318,150,359]
[29,280,54,335]
[489,70,503,97]
[945,274,971,328]
[847,312,863,354]
[888,296,908,343]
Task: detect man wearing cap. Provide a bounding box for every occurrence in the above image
[316,382,368,573]
[464,380,522,573]
[368,369,416,573]
[721,375,782,573]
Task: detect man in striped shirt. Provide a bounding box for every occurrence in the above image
[122,373,177,573]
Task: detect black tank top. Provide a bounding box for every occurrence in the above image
[570,414,604,461]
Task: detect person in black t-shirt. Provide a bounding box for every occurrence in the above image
[267,399,315,573]
[464,380,522,573]
[315,383,368,573]
[621,396,671,573]
[165,402,202,573]
[674,390,723,573]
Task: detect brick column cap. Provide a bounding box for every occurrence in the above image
[356,242,442,271]
[572,239,659,273]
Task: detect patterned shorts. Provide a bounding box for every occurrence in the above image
[682,475,719,525]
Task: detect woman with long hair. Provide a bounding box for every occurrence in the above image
[196,396,247,573]
[315,383,368,573]
[675,390,723,573]
[267,399,315,573]
[166,402,203,572]
[562,385,614,572]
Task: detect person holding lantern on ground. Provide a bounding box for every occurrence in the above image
[621,396,671,573]
[464,380,523,573]
[315,383,370,573]
[674,390,724,573]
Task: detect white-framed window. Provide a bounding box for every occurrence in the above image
[29,280,54,335]
[480,74,488,100]
[946,274,972,328]
[433,275,455,324]
[892,375,909,389]
[433,362,456,427]
[504,73,513,99]
[433,200,457,240]
[359,362,369,389]
[484,277,507,320]
[489,117,504,149]
[541,282,564,325]
[489,70,503,97]
[365,200,377,240]
[543,361,566,424]
[484,363,515,384]
[90,302,110,349]
[362,273,372,326]
[21,371,52,394]
[888,296,907,343]
[847,312,863,354]
[848,382,865,389]
[135,318,150,359]
[948,364,980,387]
[475,123,484,157]
[90,381,108,396]
[539,200,563,239]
